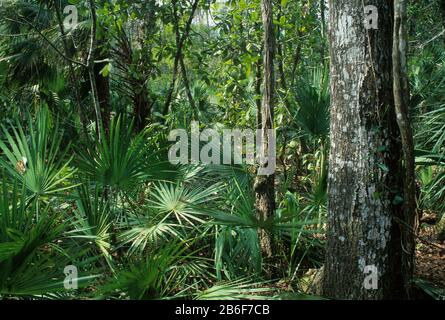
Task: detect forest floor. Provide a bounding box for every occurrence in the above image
[414,215,445,294]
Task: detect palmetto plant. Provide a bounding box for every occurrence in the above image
[293,68,330,142]
[76,116,150,191]
[206,175,318,281]
[99,241,208,300]
[290,68,330,231]
[277,191,324,282]
[70,183,113,270]
[0,174,95,298]
[0,1,56,86]
[0,106,76,207]
[119,181,221,256]
[195,278,274,300]
[413,48,445,238]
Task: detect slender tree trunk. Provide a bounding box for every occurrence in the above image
[393,0,416,297]
[276,3,290,187]
[255,59,262,130]
[291,1,306,86]
[163,0,199,116]
[320,0,327,65]
[255,0,275,264]
[440,0,445,45]
[133,87,150,132]
[276,1,287,91]
[54,1,89,138]
[291,36,302,87]
[322,1,409,299]
[86,0,103,142]
[179,48,197,114]
[94,44,111,138]
[277,42,287,91]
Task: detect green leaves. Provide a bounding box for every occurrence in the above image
[120,181,221,256]
[99,63,112,77]
[99,241,195,300]
[195,278,273,300]
[0,174,96,297]
[76,116,149,190]
[293,68,330,141]
[69,184,113,269]
[0,107,77,204]
[150,182,221,225]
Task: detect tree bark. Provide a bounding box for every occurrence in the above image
[255,0,275,264]
[393,0,416,297]
[322,0,408,299]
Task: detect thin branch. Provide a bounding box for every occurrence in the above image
[418,29,445,49]
[15,16,87,68]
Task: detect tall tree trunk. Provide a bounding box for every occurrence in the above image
[320,0,327,65]
[393,0,416,297]
[94,44,111,138]
[291,0,306,86]
[276,1,287,91]
[276,3,290,187]
[290,33,302,87]
[322,1,411,299]
[179,47,197,114]
[86,0,103,142]
[255,59,262,130]
[255,0,275,265]
[162,0,199,116]
[133,87,150,132]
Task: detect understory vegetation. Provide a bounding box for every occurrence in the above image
[0,0,444,300]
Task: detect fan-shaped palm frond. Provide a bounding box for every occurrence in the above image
[292,68,330,140]
[0,106,77,205]
[76,116,150,190]
[149,182,221,225]
[99,241,196,300]
[0,174,96,297]
[68,183,113,269]
[119,181,221,255]
[195,278,273,300]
